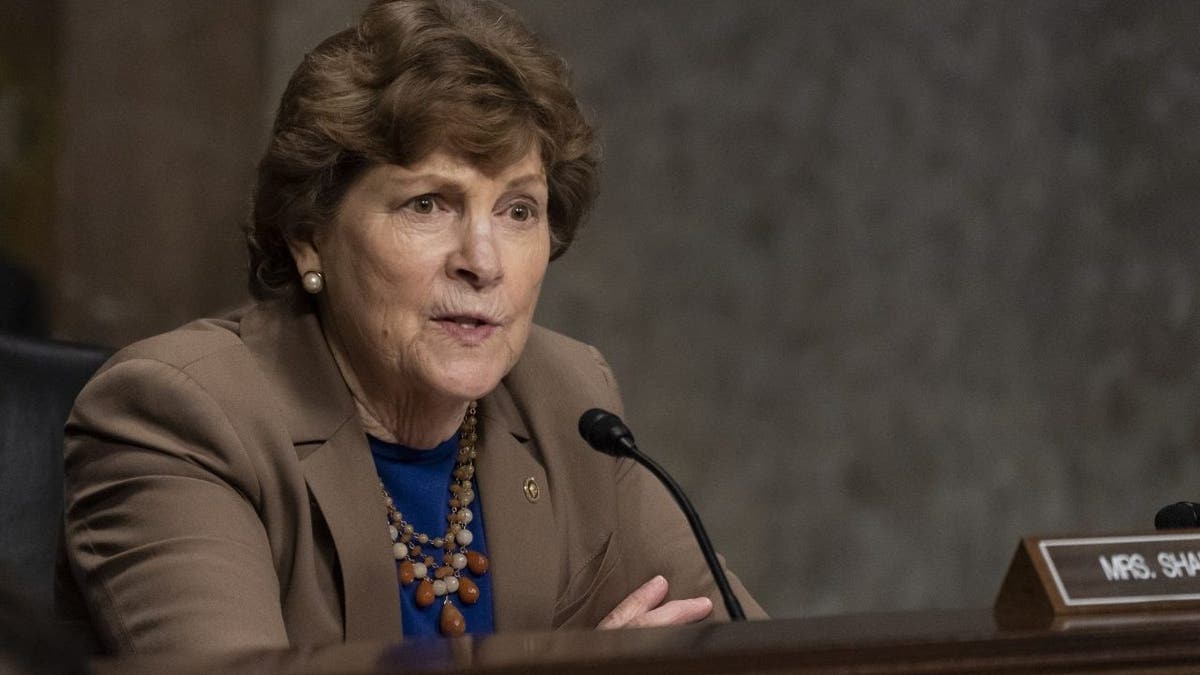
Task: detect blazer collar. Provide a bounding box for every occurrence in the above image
[238,294,355,444]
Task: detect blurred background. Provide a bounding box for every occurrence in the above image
[4,0,1200,618]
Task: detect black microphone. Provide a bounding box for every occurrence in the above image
[1156,502,1200,530]
[578,408,746,621]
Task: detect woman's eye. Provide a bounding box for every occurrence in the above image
[509,204,532,221]
[410,195,436,214]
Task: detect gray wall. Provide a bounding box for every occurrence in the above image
[508,0,1200,615]
[53,0,266,345]
[39,1,1200,618]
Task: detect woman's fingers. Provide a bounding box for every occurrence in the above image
[627,596,713,628]
[597,575,669,629]
[596,575,713,630]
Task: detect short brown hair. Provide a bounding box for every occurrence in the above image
[247,0,599,298]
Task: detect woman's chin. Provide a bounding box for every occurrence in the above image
[418,341,518,403]
[427,367,505,404]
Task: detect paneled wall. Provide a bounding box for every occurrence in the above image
[42,1,1200,617]
[53,0,266,345]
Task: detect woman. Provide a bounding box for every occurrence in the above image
[58,0,762,653]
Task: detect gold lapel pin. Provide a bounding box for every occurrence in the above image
[523,477,540,503]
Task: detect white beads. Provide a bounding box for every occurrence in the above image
[433,580,447,597]
[444,577,460,593]
[461,490,475,506]
[417,533,428,544]
[388,525,398,541]
[412,562,428,579]
[451,553,468,570]
[393,543,408,559]
[459,508,473,525]
[455,529,474,546]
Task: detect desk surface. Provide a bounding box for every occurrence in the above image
[94,609,1200,674]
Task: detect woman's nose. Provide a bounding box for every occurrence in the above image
[447,218,503,288]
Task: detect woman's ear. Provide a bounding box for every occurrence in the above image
[287,234,322,277]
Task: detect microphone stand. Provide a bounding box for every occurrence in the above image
[621,441,747,621]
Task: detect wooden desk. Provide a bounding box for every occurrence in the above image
[93,610,1200,674]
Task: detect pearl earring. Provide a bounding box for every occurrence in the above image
[301,270,325,294]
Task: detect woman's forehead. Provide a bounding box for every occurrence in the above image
[352,148,547,198]
[379,147,547,187]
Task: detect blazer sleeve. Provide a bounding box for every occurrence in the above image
[63,356,289,653]
[613,457,768,622]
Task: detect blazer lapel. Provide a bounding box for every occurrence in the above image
[301,418,402,641]
[240,296,401,641]
[477,389,558,633]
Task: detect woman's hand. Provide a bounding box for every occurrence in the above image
[596,575,713,630]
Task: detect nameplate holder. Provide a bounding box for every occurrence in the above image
[995,531,1200,620]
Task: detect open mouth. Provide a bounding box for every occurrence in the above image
[432,313,500,342]
[435,315,493,328]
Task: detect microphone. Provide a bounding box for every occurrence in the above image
[1155,502,1200,530]
[578,408,746,621]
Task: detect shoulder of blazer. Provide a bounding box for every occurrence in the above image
[500,323,627,499]
[505,325,623,418]
[95,314,246,377]
[88,297,353,447]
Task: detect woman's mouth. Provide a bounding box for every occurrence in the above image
[433,314,499,344]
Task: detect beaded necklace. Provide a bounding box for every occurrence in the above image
[379,401,489,637]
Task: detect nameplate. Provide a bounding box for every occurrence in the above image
[995,531,1200,618]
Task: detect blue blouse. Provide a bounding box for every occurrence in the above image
[369,434,495,637]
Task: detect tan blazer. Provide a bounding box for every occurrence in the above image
[58,295,763,654]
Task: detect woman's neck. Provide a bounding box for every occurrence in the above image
[323,330,468,449]
[352,394,467,449]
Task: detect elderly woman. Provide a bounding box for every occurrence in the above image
[57,0,762,654]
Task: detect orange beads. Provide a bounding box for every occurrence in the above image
[415,579,436,608]
[466,551,489,575]
[439,602,466,637]
[458,577,480,605]
[398,560,415,585]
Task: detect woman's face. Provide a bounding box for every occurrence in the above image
[291,147,551,406]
